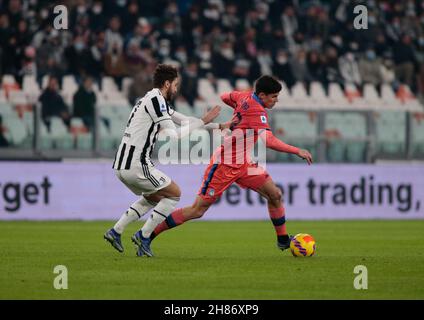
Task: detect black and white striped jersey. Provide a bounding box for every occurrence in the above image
[112,88,171,169]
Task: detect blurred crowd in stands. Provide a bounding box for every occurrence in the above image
[1,0,424,109]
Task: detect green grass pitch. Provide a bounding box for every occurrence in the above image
[0,220,423,299]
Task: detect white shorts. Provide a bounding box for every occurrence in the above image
[115,162,172,196]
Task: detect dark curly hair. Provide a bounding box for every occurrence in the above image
[153,64,179,88]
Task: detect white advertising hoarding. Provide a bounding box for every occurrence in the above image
[0,161,423,220]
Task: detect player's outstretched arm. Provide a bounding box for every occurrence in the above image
[162,106,221,139]
[297,149,313,165]
[171,106,220,126]
[259,129,313,165]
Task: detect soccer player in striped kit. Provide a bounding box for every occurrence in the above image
[104,64,224,256]
[147,75,313,255]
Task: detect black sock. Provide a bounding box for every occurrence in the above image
[278,235,289,243]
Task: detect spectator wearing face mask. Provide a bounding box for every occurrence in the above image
[393,34,417,88]
[39,76,71,129]
[89,0,107,32]
[380,56,396,87]
[290,49,312,86]
[339,51,362,87]
[213,41,235,80]
[73,76,96,130]
[180,60,200,106]
[273,49,295,90]
[105,16,123,54]
[64,35,91,80]
[307,50,328,91]
[173,45,188,66]
[196,42,213,77]
[358,49,383,88]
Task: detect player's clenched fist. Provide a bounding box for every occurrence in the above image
[297,149,313,165]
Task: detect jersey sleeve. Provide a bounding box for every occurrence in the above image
[160,109,207,140]
[220,91,244,109]
[259,130,300,154]
[144,93,172,123]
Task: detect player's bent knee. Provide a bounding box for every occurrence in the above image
[268,188,282,203]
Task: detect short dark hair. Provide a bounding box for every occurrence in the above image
[153,64,179,88]
[254,75,282,95]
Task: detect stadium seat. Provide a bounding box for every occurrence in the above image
[375,111,406,155]
[381,84,400,107]
[0,102,16,117]
[114,105,131,121]
[192,99,209,118]
[213,105,233,123]
[41,75,49,89]
[344,83,361,103]
[70,117,88,135]
[49,117,74,149]
[272,111,318,162]
[324,112,368,162]
[0,90,7,103]
[109,116,126,140]
[275,81,294,109]
[122,77,133,97]
[101,76,119,93]
[40,121,54,149]
[175,100,195,117]
[310,82,328,105]
[98,104,116,120]
[291,82,310,106]
[76,133,93,150]
[22,111,34,135]
[23,75,40,93]
[411,112,424,156]
[396,85,415,104]
[103,91,129,107]
[99,120,115,151]
[62,75,78,96]
[363,84,381,105]
[1,74,19,97]
[198,78,219,102]
[2,74,16,86]
[22,75,41,103]
[3,117,27,146]
[217,79,233,95]
[8,90,28,105]
[328,82,348,106]
[235,79,251,91]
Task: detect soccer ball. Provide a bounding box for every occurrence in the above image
[290,233,316,257]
